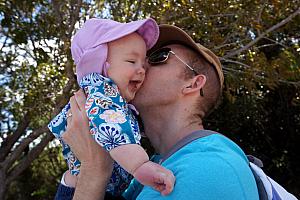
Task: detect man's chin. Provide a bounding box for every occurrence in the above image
[132,88,149,108]
[131,95,142,108]
[131,98,138,106]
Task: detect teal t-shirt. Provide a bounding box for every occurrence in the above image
[123,134,259,200]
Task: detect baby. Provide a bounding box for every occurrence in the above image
[48,18,175,196]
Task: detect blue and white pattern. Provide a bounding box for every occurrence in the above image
[48,72,141,196]
[95,123,130,151]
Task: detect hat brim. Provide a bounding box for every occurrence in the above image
[148,24,224,88]
[98,18,159,50]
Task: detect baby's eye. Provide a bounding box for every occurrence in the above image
[126,60,135,64]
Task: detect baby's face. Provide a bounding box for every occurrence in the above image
[107,33,147,102]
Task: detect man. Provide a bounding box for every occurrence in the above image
[56,25,259,200]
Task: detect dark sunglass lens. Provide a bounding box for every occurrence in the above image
[148,48,170,64]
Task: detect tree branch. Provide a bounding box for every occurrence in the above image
[68,0,83,39]
[51,76,76,117]
[6,133,54,185]
[17,46,36,61]
[220,58,252,69]
[213,41,240,50]
[224,8,300,59]
[1,126,48,171]
[255,4,266,36]
[222,64,300,87]
[262,36,288,49]
[133,1,142,21]
[0,113,30,162]
[256,43,280,49]
[0,36,8,53]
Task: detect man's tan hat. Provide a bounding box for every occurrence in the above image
[149,24,224,89]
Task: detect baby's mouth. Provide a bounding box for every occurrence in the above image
[129,80,143,90]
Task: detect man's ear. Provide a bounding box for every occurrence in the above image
[182,74,206,95]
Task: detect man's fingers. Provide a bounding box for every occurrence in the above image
[66,110,72,125]
[74,89,86,112]
[69,95,80,118]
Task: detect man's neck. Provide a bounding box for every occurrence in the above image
[140,104,204,155]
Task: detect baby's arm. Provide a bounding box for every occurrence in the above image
[110,144,175,196]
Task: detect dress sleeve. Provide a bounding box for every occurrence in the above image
[83,78,141,152]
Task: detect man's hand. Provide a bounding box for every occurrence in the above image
[62,89,113,200]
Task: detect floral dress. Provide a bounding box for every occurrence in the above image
[48,73,141,196]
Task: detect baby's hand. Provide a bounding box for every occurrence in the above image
[133,161,175,196]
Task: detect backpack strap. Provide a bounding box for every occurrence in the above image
[159,130,217,164]
[247,155,264,167]
[249,163,269,200]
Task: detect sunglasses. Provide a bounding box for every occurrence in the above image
[148,47,204,96]
[148,47,198,75]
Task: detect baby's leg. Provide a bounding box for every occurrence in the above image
[110,144,175,195]
[48,103,81,175]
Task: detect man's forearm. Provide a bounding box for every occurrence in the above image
[73,163,112,200]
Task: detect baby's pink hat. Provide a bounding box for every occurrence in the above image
[71,18,159,84]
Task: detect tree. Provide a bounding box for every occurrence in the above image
[6,146,66,200]
[0,0,299,198]
[0,0,82,199]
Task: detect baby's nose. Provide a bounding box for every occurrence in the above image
[137,65,146,75]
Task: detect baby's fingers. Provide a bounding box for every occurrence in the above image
[153,183,166,194]
[166,171,175,190]
[156,171,175,196]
